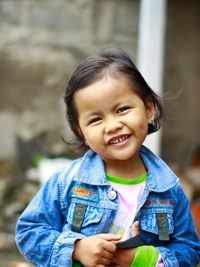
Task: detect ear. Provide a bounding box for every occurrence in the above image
[145,98,156,124]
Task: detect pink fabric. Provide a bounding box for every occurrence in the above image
[109,181,146,240]
[156,255,165,267]
[109,180,165,266]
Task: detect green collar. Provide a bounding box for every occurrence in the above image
[106,172,147,185]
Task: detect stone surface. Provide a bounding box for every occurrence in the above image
[0,0,139,161]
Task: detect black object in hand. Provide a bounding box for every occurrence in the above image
[116,235,144,249]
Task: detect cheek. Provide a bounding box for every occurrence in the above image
[82,130,98,146]
[130,112,148,126]
[137,124,148,138]
[130,115,149,135]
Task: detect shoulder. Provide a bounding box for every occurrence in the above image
[40,155,84,191]
[140,146,179,192]
[56,156,84,185]
[53,149,101,187]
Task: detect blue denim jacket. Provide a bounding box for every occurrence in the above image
[16,146,200,267]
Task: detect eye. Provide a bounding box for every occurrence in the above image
[88,117,102,125]
[117,106,130,113]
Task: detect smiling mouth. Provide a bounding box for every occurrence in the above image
[108,134,131,145]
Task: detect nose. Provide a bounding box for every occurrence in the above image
[104,117,123,134]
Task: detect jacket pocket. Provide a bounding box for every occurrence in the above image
[140,210,174,243]
[67,202,104,235]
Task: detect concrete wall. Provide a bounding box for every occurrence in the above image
[0,0,139,162]
[1,0,200,168]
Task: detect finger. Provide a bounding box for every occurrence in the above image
[132,221,139,237]
[110,256,118,264]
[102,249,114,260]
[102,240,117,253]
[97,256,113,266]
[97,233,121,241]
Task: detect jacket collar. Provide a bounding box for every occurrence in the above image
[74,150,109,185]
[140,146,179,192]
[73,146,179,191]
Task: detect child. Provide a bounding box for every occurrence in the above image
[16,48,200,267]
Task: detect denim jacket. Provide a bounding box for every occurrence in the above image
[16,146,200,267]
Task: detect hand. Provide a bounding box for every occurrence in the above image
[109,221,140,267]
[131,221,140,237]
[72,233,121,267]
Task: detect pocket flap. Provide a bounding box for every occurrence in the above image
[140,211,174,235]
[67,202,104,227]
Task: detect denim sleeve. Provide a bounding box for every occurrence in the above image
[157,184,200,267]
[15,171,85,267]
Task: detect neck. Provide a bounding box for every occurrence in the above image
[105,156,146,179]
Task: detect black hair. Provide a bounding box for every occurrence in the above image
[64,48,163,152]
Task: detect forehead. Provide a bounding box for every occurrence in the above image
[74,75,141,114]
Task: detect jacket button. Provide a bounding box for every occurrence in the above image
[108,190,117,200]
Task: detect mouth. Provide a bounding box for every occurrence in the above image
[108,134,131,145]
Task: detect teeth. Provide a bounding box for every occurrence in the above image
[110,135,129,144]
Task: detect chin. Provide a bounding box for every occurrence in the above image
[112,153,136,161]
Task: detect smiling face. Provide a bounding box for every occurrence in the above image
[74,75,155,169]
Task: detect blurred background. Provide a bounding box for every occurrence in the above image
[0,0,200,266]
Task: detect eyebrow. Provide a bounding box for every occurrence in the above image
[82,110,103,119]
